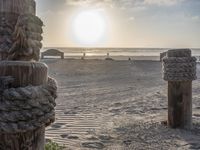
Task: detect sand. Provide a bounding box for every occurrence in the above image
[43,59,200,150]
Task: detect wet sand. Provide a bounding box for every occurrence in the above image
[43,59,200,150]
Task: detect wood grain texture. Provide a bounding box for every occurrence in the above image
[0,0,35,15]
[0,127,45,150]
[0,61,48,87]
[168,81,192,129]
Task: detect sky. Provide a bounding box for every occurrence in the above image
[35,0,200,48]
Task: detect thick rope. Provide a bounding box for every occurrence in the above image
[0,18,13,53]
[0,14,43,61]
[162,56,197,81]
[0,77,57,133]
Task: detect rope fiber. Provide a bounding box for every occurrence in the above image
[162,56,197,81]
[0,77,57,133]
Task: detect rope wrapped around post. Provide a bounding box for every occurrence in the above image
[162,51,197,81]
[0,76,57,133]
[162,49,197,129]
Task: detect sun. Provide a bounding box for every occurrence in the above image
[73,10,107,45]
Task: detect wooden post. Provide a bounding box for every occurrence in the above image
[0,126,45,150]
[0,0,36,15]
[164,49,196,129]
[61,52,64,59]
[0,61,48,150]
[168,81,192,129]
[0,61,48,87]
[0,0,56,149]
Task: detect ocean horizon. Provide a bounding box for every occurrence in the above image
[41,47,200,60]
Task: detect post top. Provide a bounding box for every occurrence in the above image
[0,0,36,15]
[167,49,191,57]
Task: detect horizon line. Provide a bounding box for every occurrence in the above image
[42,47,200,49]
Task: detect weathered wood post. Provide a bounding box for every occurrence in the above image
[162,49,197,129]
[0,0,57,149]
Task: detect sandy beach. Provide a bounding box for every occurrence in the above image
[43,59,200,150]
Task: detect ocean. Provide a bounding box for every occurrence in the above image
[42,47,200,60]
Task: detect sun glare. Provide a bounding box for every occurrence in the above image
[73,10,107,45]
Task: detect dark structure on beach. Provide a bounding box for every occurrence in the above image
[41,49,64,59]
[105,52,114,60]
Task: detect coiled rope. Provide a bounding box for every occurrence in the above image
[0,77,57,133]
[162,52,197,81]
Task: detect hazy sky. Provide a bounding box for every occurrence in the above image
[35,0,200,48]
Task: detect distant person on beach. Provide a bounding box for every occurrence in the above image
[81,52,86,60]
[105,52,114,60]
[107,53,109,58]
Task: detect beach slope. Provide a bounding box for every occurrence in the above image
[44,59,200,150]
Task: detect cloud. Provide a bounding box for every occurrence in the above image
[143,0,185,6]
[129,17,135,21]
[36,0,186,15]
[191,16,200,21]
[66,0,112,7]
[66,0,184,7]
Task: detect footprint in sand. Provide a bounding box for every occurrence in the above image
[123,139,132,146]
[82,142,105,149]
[109,108,121,113]
[109,102,123,115]
[67,135,79,140]
[113,102,122,107]
[193,114,200,117]
[51,123,66,129]
[60,134,69,138]
[85,135,99,141]
[195,106,200,109]
[64,110,77,115]
[98,134,113,141]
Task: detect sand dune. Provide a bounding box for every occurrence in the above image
[43,59,200,150]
